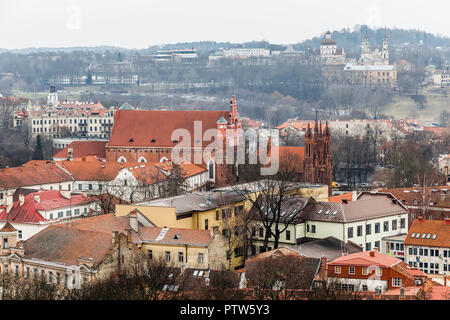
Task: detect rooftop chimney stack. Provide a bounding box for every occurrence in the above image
[352,190,358,201]
[444,218,450,225]
[418,216,424,223]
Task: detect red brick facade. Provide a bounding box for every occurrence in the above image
[304,120,333,195]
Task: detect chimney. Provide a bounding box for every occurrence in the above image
[129,211,138,233]
[82,157,86,162]
[19,194,25,206]
[352,190,358,201]
[418,216,424,223]
[34,194,40,203]
[399,286,405,300]
[6,192,13,207]
[112,231,119,244]
[370,251,375,257]
[68,147,73,160]
[444,218,450,225]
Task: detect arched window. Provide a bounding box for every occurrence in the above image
[160,157,169,163]
[138,156,147,163]
[208,159,215,180]
[118,156,127,163]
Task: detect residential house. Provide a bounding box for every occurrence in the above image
[0,223,142,289]
[0,162,74,206]
[115,191,246,269]
[0,190,94,240]
[404,218,450,281]
[327,250,427,293]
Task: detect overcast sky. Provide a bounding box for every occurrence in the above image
[1,0,449,49]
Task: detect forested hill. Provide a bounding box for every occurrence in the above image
[2,26,449,55]
[295,25,450,52]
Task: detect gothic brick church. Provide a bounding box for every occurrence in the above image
[104,96,332,190]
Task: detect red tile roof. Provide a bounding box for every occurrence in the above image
[329,250,402,267]
[404,219,450,248]
[108,109,229,148]
[0,163,73,190]
[328,193,353,203]
[0,190,91,224]
[58,160,130,181]
[53,141,107,160]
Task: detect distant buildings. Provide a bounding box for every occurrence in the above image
[14,87,116,139]
[404,218,450,278]
[320,32,398,88]
[319,31,346,65]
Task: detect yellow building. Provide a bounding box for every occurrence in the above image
[116,191,247,269]
[116,183,329,269]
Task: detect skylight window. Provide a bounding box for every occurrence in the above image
[198,270,204,277]
[426,234,431,239]
[421,233,426,239]
[318,209,323,214]
[193,270,199,276]
[325,210,330,215]
[411,233,416,238]
[432,234,437,240]
[332,210,338,215]
[281,211,286,216]
[416,233,421,238]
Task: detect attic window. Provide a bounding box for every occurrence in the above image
[332,210,338,215]
[173,234,180,240]
[426,234,431,239]
[318,209,323,214]
[129,138,134,143]
[432,234,437,239]
[411,233,416,238]
[416,233,421,238]
[421,233,426,239]
[193,270,199,276]
[151,139,156,143]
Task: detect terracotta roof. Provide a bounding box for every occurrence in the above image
[329,250,402,267]
[404,219,450,248]
[108,109,230,148]
[0,190,91,224]
[58,160,128,181]
[0,163,73,190]
[23,225,113,265]
[428,286,450,300]
[53,141,107,160]
[0,222,18,232]
[328,192,353,203]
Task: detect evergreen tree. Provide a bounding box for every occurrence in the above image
[32,134,44,160]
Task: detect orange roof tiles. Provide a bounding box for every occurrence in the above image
[404,219,450,248]
[108,109,229,148]
[329,250,402,267]
[329,193,353,203]
[0,162,73,190]
[53,141,107,160]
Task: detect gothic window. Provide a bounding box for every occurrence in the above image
[208,160,215,180]
[117,156,127,163]
[138,156,147,163]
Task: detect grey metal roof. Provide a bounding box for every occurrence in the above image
[138,191,245,215]
[291,236,363,261]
